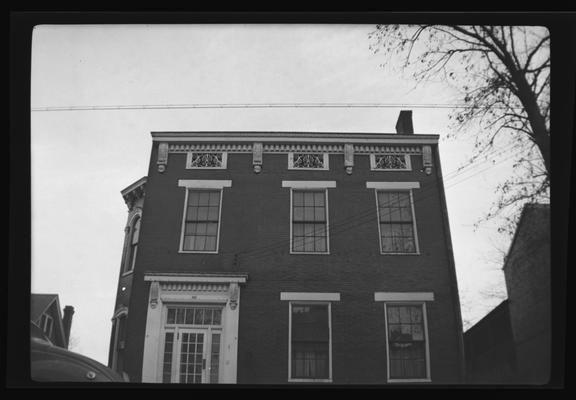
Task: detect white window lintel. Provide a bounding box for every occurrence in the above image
[178,179,232,189]
[374,292,434,302]
[282,180,336,189]
[366,182,420,190]
[281,292,340,301]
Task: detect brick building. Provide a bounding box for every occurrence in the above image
[464,203,550,384]
[108,111,465,384]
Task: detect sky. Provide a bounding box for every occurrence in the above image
[31,24,516,364]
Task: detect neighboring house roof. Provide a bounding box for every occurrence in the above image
[31,293,68,348]
[30,293,59,322]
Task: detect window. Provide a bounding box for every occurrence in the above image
[288,153,329,170]
[370,154,412,171]
[181,190,222,252]
[291,190,329,253]
[385,303,430,381]
[376,190,418,254]
[186,152,227,169]
[40,313,53,339]
[124,216,140,273]
[290,303,331,381]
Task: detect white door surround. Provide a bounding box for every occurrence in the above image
[141,273,248,384]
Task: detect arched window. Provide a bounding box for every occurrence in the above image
[124,216,140,274]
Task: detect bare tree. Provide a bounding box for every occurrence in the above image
[369,25,550,234]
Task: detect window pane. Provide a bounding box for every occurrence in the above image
[304,192,315,207]
[197,207,209,221]
[188,191,200,206]
[292,304,329,341]
[187,206,198,221]
[162,332,174,383]
[389,207,401,221]
[411,306,423,323]
[304,236,315,252]
[194,236,206,251]
[208,191,220,206]
[292,238,304,252]
[183,236,196,251]
[399,307,411,323]
[195,223,207,235]
[304,224,315,236]
[207,206,219,220]
[314,237,327,252]
[194,309,204,325]
[185,309,194,325]
[176,308,185,324]
[293,207,304,221]
[399,206,413,222]
[304,207,315,221]
[167,308,176,324]
[293,223,304,237]
[397,192,410,207]
[292,342,329,379]
[387,307,400,324]
[378,191,390,207]
[293,191,304,206]
[412,324,424,341]
[198,192,211,206]
[206,222,218,236]
[314,207,325,222]
[203,236,215,251]
[185,223,197,236]
[212,309,222,325]
[314,192,325,206]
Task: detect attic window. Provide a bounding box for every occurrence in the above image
[370,154,411,171]
[40,313,54,338]
[186,152,228,169]
[288,153,329,170]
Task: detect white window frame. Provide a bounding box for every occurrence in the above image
[288,152,329,171]
[40,313,54,338]
[178,180,231,254]
[286,300,334,383]
[370,154,412,171]
[186,152,228,170]
[289,188,330,255]
[382,301,431,383]
[368,183,420,255]
[123,214,141,276]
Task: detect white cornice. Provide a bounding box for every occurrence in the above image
[374,292,435,302]
[144,272,248,284]
[153,131,438,145]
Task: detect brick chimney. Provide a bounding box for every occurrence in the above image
[395,110,414,134]
[62,305,75,349]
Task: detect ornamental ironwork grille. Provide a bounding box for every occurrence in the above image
[189,152,224,168]
[291,153,326,169]
[373,154,409,170]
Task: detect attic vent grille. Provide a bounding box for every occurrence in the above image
[372,154,411,171]
[186,152,227,169]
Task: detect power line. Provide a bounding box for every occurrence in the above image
[30,102,522,112]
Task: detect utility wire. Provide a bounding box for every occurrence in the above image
[30,102,523,112]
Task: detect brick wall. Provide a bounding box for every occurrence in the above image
[121,142,464,383]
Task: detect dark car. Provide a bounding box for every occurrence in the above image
[30,322,126,382]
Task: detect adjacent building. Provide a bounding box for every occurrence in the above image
[30,293,75,349]
[464,203,551,384]
[108,111,465,384]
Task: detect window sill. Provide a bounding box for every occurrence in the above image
[388,378,431,383]
[370,168,412,172]
[290,251,331,255]
[380,252,420,256]
[178,250,219,254]
[288,378,332,383]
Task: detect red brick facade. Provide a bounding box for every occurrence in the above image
[109,128,465,384]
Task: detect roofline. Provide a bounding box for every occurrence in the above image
[150,131,439,144]
[120,176,147,197]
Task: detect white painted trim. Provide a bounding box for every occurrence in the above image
[280,292,341,301]
[370,154,412,171]
[366,182,420,190]
[185,151,228,169]
[287,152,330,170]
[152,135,439,145]
[374,292,435,302]
[287,301,333,383]
[144,274,248,284]
[383,302,432,382]
[288,188,331,255]
[409,189,421,254]
[177,179,232,189]
[178,187,224,254]
[282,180,336,189]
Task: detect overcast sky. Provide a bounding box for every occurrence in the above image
[31,24,515,364]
